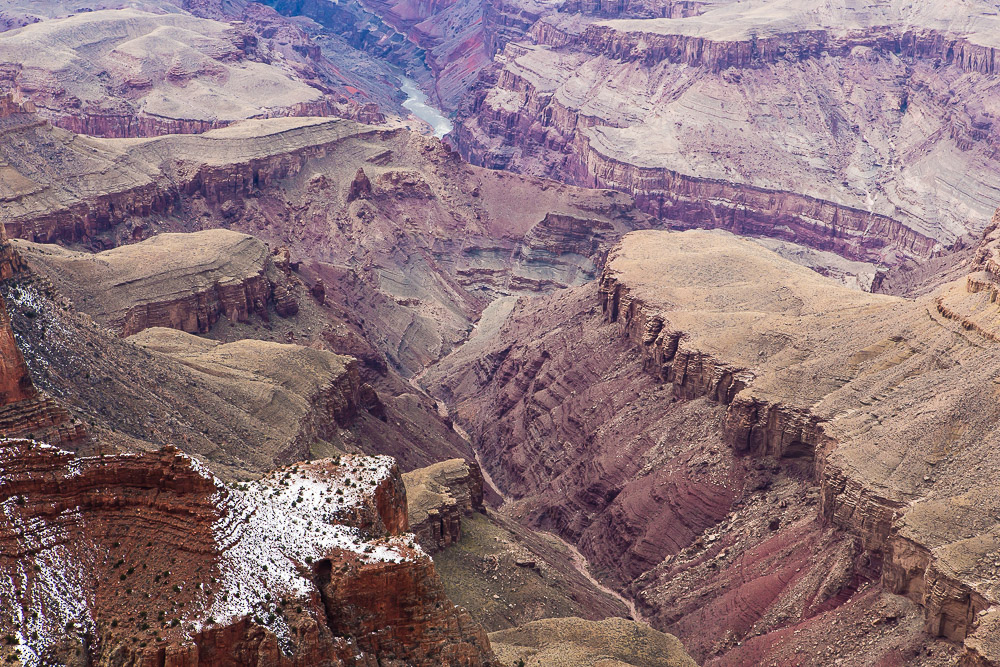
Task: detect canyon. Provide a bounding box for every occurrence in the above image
[4,0,1000,664]
[0,93,696,663]
[428,225,1000,664]
[454,0,1000,270]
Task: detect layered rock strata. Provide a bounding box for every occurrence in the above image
[15,230,296,336]
[402,458,486,552]
[0,227,87,450]
[0,113,652,374]
[431,227,1000,664]
[4,235,476,477]
[0,443,497,665]
[0,5,387,137]
[456,0,1000,262]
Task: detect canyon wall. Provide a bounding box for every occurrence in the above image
[16,231,300,337]
[0,3,393,139]
[0,442,497,665]
[430,228,1000,664]
[455,7,1000,263]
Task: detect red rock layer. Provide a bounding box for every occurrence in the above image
[0,292,33,406]
[598,262,993,651]
[0,442,497,666]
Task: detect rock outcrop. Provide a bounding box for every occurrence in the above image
[429,227,1000,664]
[0,443,497,665]
[455,0,1000,263]
[403,458,486,552]
[15,230,297,336]
[0,3,391,137]
[0,226,88,450]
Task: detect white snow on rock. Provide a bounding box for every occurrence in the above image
[198,455,422,645]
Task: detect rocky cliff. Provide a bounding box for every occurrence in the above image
[0,3,391,138]
[0,443,497,665]
[429,227,1000,665]
[1,113,652,376]
[403,458,486,552]
[0,228,88,451]
[455,0,1000,263]
[16,231,297,336]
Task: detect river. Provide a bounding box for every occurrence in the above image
[401,77,453,139]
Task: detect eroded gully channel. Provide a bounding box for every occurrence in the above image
[407,372,648,624]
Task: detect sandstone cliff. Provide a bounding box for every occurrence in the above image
[0,443,497,665]
[429,227,1000,664]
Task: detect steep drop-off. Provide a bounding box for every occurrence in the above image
[0,443,497,665]
[430,226,1000,665]
[456,0,1000,264]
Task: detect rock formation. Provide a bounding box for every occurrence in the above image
[0,443,497,665]
[429,226,1000,664]
[0,112,652,375]
[454,0,1000,264]
[402,458,485,552]
[347,167,373,202]
[0,227,87,450]
[0,2,391,136]
[16,230,297,336]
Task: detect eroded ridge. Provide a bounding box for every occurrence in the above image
[604,230,1000,660]
[432,227,1000,663]
[0,442,496,666]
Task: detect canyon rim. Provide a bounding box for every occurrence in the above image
[2,0,1000,665]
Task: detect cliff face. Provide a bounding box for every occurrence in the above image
[0,443,497,666]
[16,231,299,337]
[0,225,31,406]
[455,3,1000,261]
[0,296,31,406]
[403,458,486,552]
[0,3,391,138]
[429,228,1000,665]
[0,230,88,451]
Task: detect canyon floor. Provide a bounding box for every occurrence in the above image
[2,0,1000,665]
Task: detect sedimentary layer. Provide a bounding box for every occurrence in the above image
[0,442,497,665]
[0,3,389,136]
[455,0,1000,261]
[431,227,1000,664]
[15,230,296,336]
[0,112,652,374]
